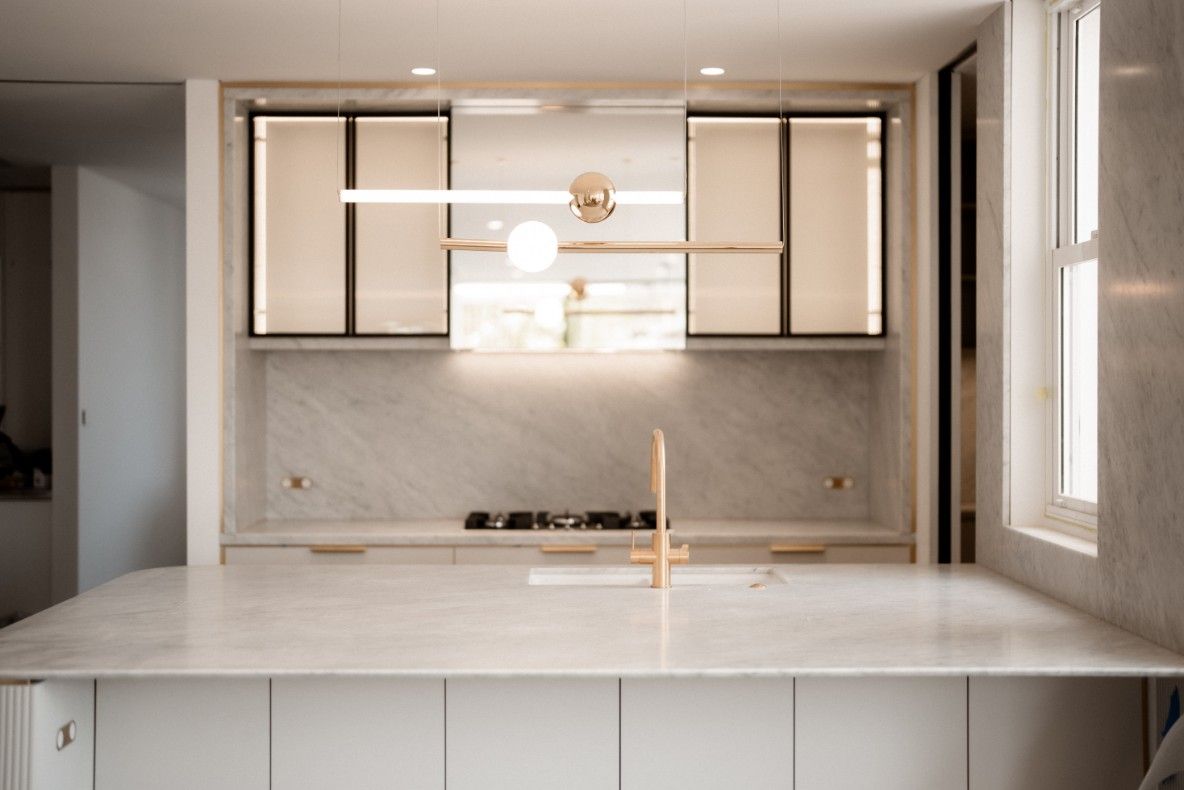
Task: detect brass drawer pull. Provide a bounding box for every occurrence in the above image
[769,544,826,554]
[540,545,598,554]
[309,545,368,554]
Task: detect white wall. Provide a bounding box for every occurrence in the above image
[50,165,187,597]
[73,167,186,590]
[185,79,221,566]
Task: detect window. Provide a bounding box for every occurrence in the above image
[1050,0,1100,527]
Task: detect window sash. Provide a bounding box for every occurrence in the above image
[1047,0,1100,529]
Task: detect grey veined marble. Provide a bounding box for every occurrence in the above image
[0,565,1181,679]
[263,351,876,522]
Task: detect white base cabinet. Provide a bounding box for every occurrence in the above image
[968,677,1143,790]
[271,678,444,790]
[0,680,93,790]
[621,678,794,789]
[796,677,968,790]
[6,675,1145,789]
[95,678,269,790]
[445,678,619,790]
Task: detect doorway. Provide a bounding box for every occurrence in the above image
[938,49,977,564]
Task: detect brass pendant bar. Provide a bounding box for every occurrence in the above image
[439,238,784,254]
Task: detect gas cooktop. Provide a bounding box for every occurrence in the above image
[464,511,665,531]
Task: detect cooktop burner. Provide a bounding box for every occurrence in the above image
[464,510,666,530]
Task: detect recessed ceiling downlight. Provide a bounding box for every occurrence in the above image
[699,66,726,76]
[411,67,437,76]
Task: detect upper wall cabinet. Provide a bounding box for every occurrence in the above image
[789,116,884,336]
[252,117,346,335]
[687,117,783,336]
[251,114,449,337]
[249,110,885,342]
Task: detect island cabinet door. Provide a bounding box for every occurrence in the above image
[794,677,968,790]
[620,678,794,790]
[95,678,269,790]
[0,679,94,790]
[967,677,1143,790]
[271,678,444,790]
[445,678,619,790]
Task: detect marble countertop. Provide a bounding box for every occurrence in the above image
[1,564,1181,679]
[223,518,912,547]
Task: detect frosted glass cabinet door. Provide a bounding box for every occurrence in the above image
[789,117,883,335]
[252,117,346,335]
[354,117,449,334]
[687,117,783,335]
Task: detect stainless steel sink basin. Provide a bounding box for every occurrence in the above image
[527,566,786,588]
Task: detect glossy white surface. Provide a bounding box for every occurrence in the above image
[0,565,1182,679]
[222,518,910,547]
[527,566,786,587]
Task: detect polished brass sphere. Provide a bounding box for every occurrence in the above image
[568,171,617,223]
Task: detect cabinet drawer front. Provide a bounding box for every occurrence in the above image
[691,544,912,565]
[453,545,623,565]
[224,546,453,565]
[692,545,827,565]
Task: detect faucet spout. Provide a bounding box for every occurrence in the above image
[630,429,689,588]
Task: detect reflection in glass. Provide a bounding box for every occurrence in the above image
[1060,258,1098,504]
[449,107,686,351]
[1074,5,1100,243]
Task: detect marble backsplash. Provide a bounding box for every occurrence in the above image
[261,351,876,521]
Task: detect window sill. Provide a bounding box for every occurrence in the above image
[1006,523,1098,558]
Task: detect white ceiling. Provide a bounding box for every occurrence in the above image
[0,0,998,84]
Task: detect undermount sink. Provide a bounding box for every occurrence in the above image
[527,566,786,588]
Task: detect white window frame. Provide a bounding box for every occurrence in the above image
[1046,0,1100,534]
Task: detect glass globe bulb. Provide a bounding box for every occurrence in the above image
[506,220,558,273]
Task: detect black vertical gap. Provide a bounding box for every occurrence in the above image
[92,679,97,789]
[345,116,357,336]
[965,677,970,787]
[783,117,792,336]
[878,111,888,338]
[938,64,954,565]
[443,678,448,790]
[683,119,691,339]
[444,114,453,339]
[791,677,797,788]
[247,115,257,336]
[268,678,273,790]
[618,679,623,790]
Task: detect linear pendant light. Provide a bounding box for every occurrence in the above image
[339,189,683,205]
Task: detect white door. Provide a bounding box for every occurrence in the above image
[968,676,1143,789]
[621,678,794,789]
[95,678,269,790]
[795,676,967,790]
[271,677,444,790]
[446,678,618,790]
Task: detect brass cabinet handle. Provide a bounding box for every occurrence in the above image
[769,544,826,554]
[540,545,598,554]
[309,545,368,554]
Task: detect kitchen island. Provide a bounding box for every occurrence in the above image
[1,564,1180,788]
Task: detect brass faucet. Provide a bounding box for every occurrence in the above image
[630,429,689,588]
